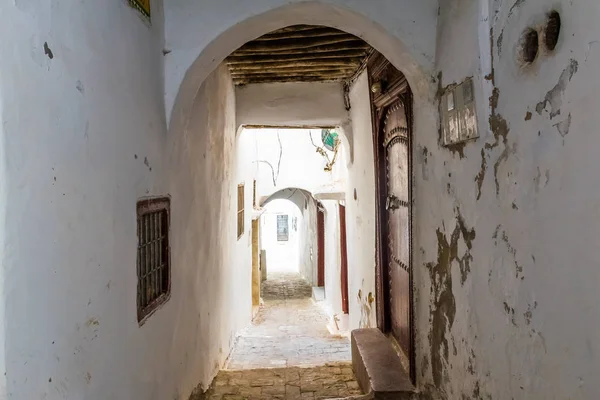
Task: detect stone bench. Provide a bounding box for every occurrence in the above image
[351,328,417,400]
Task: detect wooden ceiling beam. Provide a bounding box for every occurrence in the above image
[234,76,350,85]
[228,61,361,72]
[255,28,350,41]
[268,25,319,33]
[231,42,370,56]
[228,25,372,86]
[233,37,362,53]
[226,51,368,64]
[231,70,355,78]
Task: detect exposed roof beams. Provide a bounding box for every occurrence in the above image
[226,25,372,85]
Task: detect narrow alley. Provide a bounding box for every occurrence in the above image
[227,273,350,369]
[4,1,600,399]
[197,273,361,399]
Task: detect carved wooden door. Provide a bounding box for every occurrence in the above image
[383,100,412,361]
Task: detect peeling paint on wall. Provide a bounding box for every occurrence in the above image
[475,149,487,200]
[535,59,578,118]
[427,208,475,388]
[493,225,524,279]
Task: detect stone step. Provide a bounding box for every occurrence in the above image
[351,329,417,400]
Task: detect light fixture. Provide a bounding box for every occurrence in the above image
[371,81,382,94]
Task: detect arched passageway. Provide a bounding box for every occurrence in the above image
[223,190,354,391]
[5,1,600,400]
[185,16,421,396]
[166,11,426,398]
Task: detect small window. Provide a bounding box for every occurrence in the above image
[237,184,245,239]
[277,214,289,241]
[137,197,171,323]
[253,180,257,208]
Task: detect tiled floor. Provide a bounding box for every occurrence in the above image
[226,273,351,369]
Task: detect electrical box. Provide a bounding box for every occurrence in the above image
[441,78,478,146]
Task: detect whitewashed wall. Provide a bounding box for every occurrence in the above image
[166,63,252,397]
[346,71,378,331]
[3,0,599,399]
[236,82,348,128]
[0,1,175,399]
[260,200,301,275]
[242,128,344,203]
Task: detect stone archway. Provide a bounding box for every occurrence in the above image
[165,2,440,394]
[260,188,320,285]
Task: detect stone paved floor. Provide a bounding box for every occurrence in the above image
[197,274,361,399]
[226,273,351,369]
[197,363,362,400]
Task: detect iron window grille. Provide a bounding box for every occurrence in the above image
[238,184,245,239]
[136,197,171,323]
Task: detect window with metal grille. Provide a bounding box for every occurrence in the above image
[237,184,245,239]
[277,214,289,241]
[253,180,257,208]
[136,197,171,323]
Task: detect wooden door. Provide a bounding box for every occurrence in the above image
[339,204,349,314]
[383,101,411,353]
[368,51,414,382]
[317,208,325,287]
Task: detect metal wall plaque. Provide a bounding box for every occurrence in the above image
[441,78,478,145]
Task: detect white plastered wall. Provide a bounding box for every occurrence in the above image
[260,200,301,275]
[236,82,348,128]
[9,0,600,399]
[345,71,378,330]
[410,0,600,398]
[166,62,253,396]
[0,1,181,399]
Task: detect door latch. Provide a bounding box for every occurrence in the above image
[386,194,401,211]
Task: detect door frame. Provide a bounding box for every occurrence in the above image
[317,206,325,287]
[339,204,349,314]
[368,55,416,383]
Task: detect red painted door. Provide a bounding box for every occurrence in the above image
[317,208,325,287]
[339,204,349,314]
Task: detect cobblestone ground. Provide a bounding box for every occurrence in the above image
[195,273,361,399]
[197,363,362,400]
[226,273,351,369]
